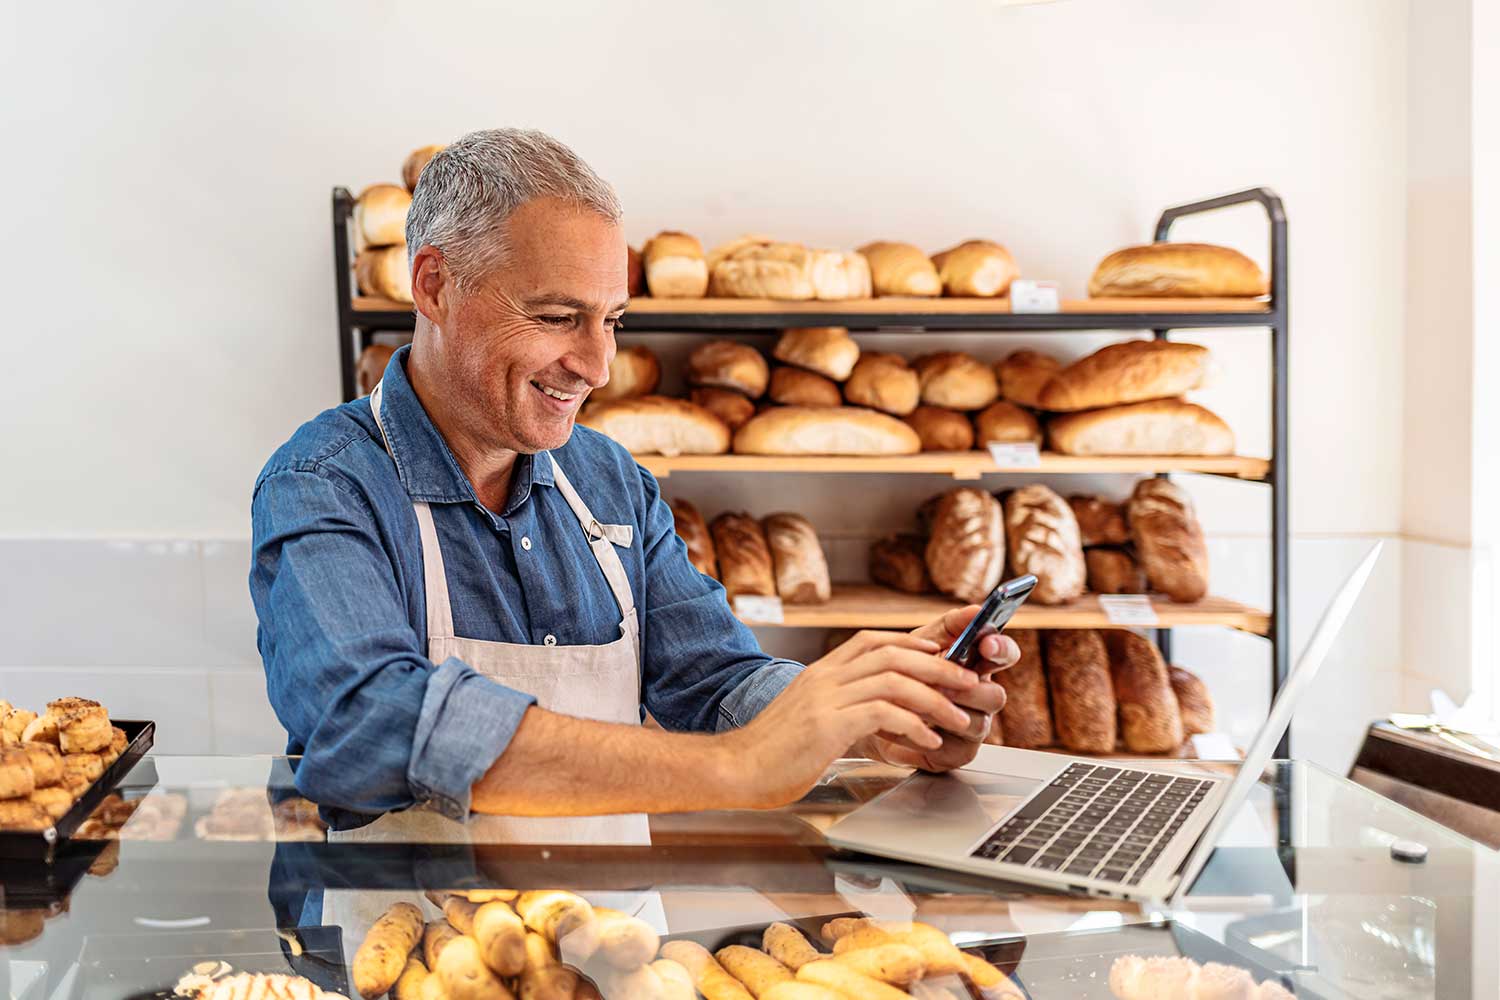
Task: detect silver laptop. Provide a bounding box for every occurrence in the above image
[826,543,1382,904]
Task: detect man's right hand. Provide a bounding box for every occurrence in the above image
[723,630,986,809]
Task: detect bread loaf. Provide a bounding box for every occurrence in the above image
[974,401,1042,446]
[627,245,646,296]
[844,353,919,415]
[770,367,842,407]
[995,350,1061,409]
[773,327,860,381]
[1089,242,1269,298]
[1069,495,1130,546]
[810,250,873,301]
[355,246,413,303]
[734,406,921,456]
[710,241,817,300]
[592,345,661,401]
[763,513,831,604]
[1048,400,1234,456]
[670,498,718,579]
[401,145,444,192]
[998,629,1053,748]
[1038,340,1213,412]
[688,340,770,398]
[1003,485,1086,605]
[1105,631,1184,753]
[354,183,412,248]
[913,352,1000,410]
[357,344,396,397]
[691,388,756,431]
[869,534,933,594]
[924,489,1005,603]
[578,396,731,455]
[930,239,1018,297]
[1169,666,1215,735]
[1128,479,1209,602]
[1044,630,1117,753]
[710,513,777,603]
[643,231,709,298]
[903,406,974,452]
[858,242,941,297]
[1085,548,1146,594]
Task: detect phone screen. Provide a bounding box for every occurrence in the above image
[943,574,1037,669]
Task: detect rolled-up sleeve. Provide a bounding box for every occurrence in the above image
[250,468,534,823]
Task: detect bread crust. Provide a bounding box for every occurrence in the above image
[1044,630,1117,753]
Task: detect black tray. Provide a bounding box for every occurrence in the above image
[0,719,155,861]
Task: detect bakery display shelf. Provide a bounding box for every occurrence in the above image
[739,584,1270,635]
[639,451,1271,482]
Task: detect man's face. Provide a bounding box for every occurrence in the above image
[437,197,628,454]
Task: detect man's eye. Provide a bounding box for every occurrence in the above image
[605,316,625,331]
[539,315,573,326]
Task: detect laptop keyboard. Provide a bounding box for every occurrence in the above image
[969,763,1215,886]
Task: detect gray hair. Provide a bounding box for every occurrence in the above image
[405,128,622,286]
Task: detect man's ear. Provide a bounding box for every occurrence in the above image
[410,245,453,327]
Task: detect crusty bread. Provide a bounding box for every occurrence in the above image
[401,144,444,192]
[710,513,776,603]
[710,241,817,300]
[930,239,1019,297]
[1128,479,1209,602]
[687,340,770,398]
[1169,666,1215,735]
[773,327,860,381]
[1088,242,1269,298]
[844,353,919,415]
[733,406,921,456]
[1069,495,1130,547]
[355,246,413,303]
[354,183,412,248]
[1038,340,1213,412]
[770,367,842,407]
[643,231,709,298]
[868,534,933,594]
[357,344,396,397]
[974,401,1042,446]
[810,250,874,301]
[1048,399,1234,456]
[903,406,974,452]
[690,388,756,431]
[995,350,1061,409]
[857,242,942,297]
[578,396,731,456]
[998,629,1053,748]
[1004,485,1086,605]
[670,498,718,579]
[1085,548,1146,594]
[627,245,646,296]
[924,488,1005,603]
[763,513,831,604]
[1105,631,1184,753]
[1044,630,1117,754]
[913,352,1000,410]
[592,345,662,401]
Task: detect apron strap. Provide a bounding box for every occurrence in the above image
[548,455,641,659]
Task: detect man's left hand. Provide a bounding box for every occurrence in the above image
[856,605,1021,773]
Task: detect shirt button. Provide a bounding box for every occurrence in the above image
[543,634,557,646]
[520,536,532,551]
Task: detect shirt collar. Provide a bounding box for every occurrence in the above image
[375,345,555,512]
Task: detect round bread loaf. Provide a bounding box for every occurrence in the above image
[710,513,776,603]
[1003,485,1086,605]
[974,401,1041,446]
[997,629,1053,749]
[857,241,941,297]
[763,513,831,604]
[355,246,414,303]
[733,406,920,456]
[669,498,718,579]
[1128,479,1209,602]
[1104,630,1184,753]
[903,406,974,452]
[843,353,919,416]
[578,396,730,456]
[401,144,445,192]
[592,345,662,402]
[996,350,1062,410]
[354,183,412,248]
[687,340,770,398]
[924,488,1005,604]
[930,239,1018,297]
[1043,630,1117,754]
[913,352,1000,410]
[769,367,842,408]
[868,534,933,594]
[690,388,756,431]
[773,327,860,381]
[643,231,709,298]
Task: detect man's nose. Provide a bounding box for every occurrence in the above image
[564,321,614,389]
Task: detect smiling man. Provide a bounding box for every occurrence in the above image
[250,128,1019,845]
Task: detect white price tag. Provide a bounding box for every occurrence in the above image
[987,441,1041,467]
[733,594,785,624]
[1098,594,1159,625]
[1190,732,1238,760]
[1010,279,1060,313]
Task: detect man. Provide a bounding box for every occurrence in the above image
[250,128,1018,838]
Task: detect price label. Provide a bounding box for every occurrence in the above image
[734,594,785,624]
[1190,733,1238,760]
[987,442,1041,467]
[1010,279,1060,313]
[1098,594,1158,625]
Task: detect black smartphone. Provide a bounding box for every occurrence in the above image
[943,574,1037,669]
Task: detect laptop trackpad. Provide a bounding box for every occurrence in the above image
[830,769,1044,857]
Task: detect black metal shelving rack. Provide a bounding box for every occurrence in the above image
[330,186,1290,759]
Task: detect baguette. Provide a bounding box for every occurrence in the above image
[353,902,424,999]
[716,945,794,997]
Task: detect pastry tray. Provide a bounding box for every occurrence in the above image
[0,719,155,861]
[72,925,348,1000]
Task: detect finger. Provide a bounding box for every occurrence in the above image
[976,634,1022,670]
[910,605,982,645]
[879,731,984,773]
[842,673,972,733]
[841,646,979,689]
[942,681,1008,715]
[850,701,943,750]
[831,629,943,663]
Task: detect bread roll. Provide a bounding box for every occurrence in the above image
[1169,666,1215,735]
[773,327,860,381]
[1128,479,1209,602]
[354,183,411,248]
[1038,340,1213,412]
[688,340,770,398]
[357,343,397,397]
[1105,631,1184,753]
[809,250,873,301]
[858,241,941,297]
[644,231,709,298]
[670,497,718,578]
[998,629,1052,748]
[995,350,1062,409]
[592,345,661,401]
[579,396,730,455]
[770,367,842,407]
[627,245,646,296]
[1088,242,1269,298]
[660,940,756,1000]
[1069,495,1130,547]
[707,235,774,272]
[0,749,35,800]
[353,902,424,999]
[912,352,1000,410]
[733,406,921,456]
[1048,399,1234,456]
[1044,630,1117,753]
[844,353,919,415]
[903,406,974,452]
[710,241,817,300]
[712,513,777,602]
[869,534,933,594]
[1085,548,1146,594]
[402,144,444,192]
[1003,485,1086,605]
[717,946,794,997]
[930,239,1018,297]
[691,387,756,430]
[355,246,414,303]
[925,488,1005,603]
[974,401,1042,446]
[763,923,822,973]
[763,513,831,604]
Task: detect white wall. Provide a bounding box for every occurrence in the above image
[0,0,1413,768]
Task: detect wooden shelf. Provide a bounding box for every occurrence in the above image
[639,451,1270,482]
[625,296,1270,315]
[740,584,1270,635]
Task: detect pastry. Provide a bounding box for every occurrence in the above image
[1089,242,1269,298]
[998,629,1053,748]
[1128,479,1210,602]
[1038,340,1213,412]
[355,245,413,303]
[1069,495,1130,546]
[763,513,831,604]
[924,488,1005,604]
[670,498,718,579]
[21,713,59,745]
[769,367,842,407]
[687,340,770,398]
[773,327,860,381]
[843,352,919,415]
[1105,630,1184,753]
[1044,630,1117,753]
[1169,666,1215,735]
[912,351,1000,410]
[2,706,36,741]
[627,245,646,296]
[62,753,105,792]
[1086,548,1147,594]
[48,696,107,726]
[930,239,1018,297]
[579,396,731,456]
[592,345,661,401]
[59,713,112,755]
[353,183,411,248]
[974,401,1042,446]
[1048,399,1235,456]
[401,144,444,192]
[903,406,974,452]
[29,785,73,820]
[1003,484,1086,605]
[0,748,35,799]
[0,798,50,831]
[858,241,941,297]
[733,406,921,456]
[203,972,350,1000]
[869,534,933,594]
[711,513,778,603]
[102,726,129,767]
[21,742,62,787]
[995,350,1062,409]
[356,343,397,397]
[643,231,709,298]
[690,387,756,430]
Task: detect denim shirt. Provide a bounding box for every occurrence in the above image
[249,346,803,830]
